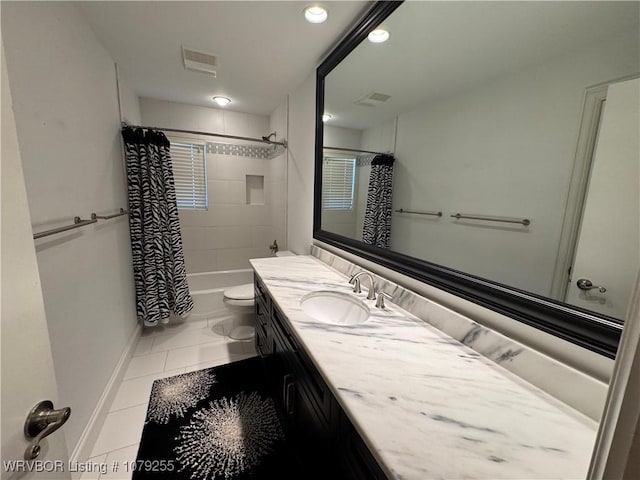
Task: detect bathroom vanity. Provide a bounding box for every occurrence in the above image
[250,255,597,479]
[254,272,385,478]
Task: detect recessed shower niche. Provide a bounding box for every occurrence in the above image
[246,175,265,205]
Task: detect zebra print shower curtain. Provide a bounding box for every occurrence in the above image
[122,127,193,327]
[362,154,395,249]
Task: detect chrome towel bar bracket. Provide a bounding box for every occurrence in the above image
[91,208,129,220]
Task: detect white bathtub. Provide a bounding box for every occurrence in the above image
[184,269,254,320]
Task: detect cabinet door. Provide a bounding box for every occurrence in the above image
[257,284,385,479]
[254,274,269,307]
[338,414,388,480]
[272,306,334,424]
[294,385,341,479]
[254,275,272,357]
[271,328,297,428]
[255,297,271,356]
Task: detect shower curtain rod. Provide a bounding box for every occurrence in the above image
[121,122,287,148]
[323,145,387,155]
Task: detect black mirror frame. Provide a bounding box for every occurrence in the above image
[313,0,622,359]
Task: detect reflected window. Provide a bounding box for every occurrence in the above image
[322,156,356,210]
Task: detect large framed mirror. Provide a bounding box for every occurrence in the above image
[314,1,640,358]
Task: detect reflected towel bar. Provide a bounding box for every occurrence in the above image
[91,208,129,220]
[33,217,97,240]
[395,208,442,217]
[450,213,531,226]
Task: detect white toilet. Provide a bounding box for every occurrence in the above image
[224,251,295,340]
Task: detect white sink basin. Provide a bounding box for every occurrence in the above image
[300,291,370,326]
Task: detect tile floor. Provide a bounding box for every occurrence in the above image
[80,315,257,480]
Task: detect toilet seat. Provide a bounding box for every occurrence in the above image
[223,283,254,308]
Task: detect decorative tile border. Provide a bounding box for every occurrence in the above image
[355,154,376,167]
[206,142,286,160]
[310,245,607,421]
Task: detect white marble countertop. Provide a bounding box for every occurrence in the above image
[250,255,597,480]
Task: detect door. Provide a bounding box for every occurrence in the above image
[1,45,71,478]
[566,78,640,319]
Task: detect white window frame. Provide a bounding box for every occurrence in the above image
[169,138,208,210]
[322,155,356,211]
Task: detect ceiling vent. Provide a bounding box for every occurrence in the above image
[182,46,217,77]
[354,92,391,107]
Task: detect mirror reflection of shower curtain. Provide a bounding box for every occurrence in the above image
[122,127,193,327]
[362,154,395,248]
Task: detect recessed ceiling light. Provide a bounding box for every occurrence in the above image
[368,28,389,44]
[212,96,231,107]
[322,113,332,122]
[304,5,328,24]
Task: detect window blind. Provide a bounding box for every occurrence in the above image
[170,141,207,210]
[322,156,356,210]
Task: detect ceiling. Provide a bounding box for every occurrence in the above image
[324,1,640,130]
[77,1,369,116]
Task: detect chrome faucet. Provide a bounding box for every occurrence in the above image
[269,239,278,256]
[375,292,392,309]
[349,272,377,300]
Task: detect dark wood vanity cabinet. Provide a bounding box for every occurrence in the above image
[254,275,387,480]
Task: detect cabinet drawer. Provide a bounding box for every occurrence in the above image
[255,300,269,338]
[255,292,268,316]
[254,275,269,307]
[255,325,268,355]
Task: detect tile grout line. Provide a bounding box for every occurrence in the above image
[123,369,168,382]
[92,439,143,463]
[148,333,157,355]
[127,346,234,379]
[162,350,169,372]
[108,401,149,415]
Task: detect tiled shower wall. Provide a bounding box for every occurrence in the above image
[140,98,287,273]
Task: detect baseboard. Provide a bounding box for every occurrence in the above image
[69,323,141,477]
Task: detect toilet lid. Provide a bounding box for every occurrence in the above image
[224,283,254,300]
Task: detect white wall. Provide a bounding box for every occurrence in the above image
[364,30,638,297]
[322,125,362,238]
[1,2,138,452]
[286,72,316,254]
[140,98,287,272]
[324,125,362,149]
[268,98,289,252]
[117,69,141,126]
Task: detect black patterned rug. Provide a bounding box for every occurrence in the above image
[133,356,301,480]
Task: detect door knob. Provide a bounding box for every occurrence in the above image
[576,278,607,293]
[23,400,71,460]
